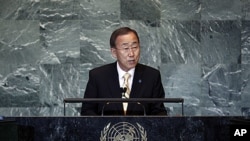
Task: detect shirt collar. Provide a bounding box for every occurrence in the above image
[116,62,135,80]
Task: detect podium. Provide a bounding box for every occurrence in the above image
[0,120,18,141]
[2,98,249,140]
[3,116,242,141]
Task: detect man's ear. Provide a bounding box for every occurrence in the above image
[111,48,117,58]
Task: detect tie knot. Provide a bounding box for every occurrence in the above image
[123,73,131,81]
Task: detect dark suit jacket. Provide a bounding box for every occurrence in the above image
[81,62,167,116]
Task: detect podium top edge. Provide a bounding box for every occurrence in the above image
[63,98,184,103]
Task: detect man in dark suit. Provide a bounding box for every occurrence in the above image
[81,27,167,116]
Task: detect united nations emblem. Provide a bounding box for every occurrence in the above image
[100,122,147,141]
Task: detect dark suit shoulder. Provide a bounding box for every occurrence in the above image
[136,63,160,74]
[89,63,116,76]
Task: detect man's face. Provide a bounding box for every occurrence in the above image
[111,32,140,72]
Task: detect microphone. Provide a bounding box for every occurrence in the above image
[120,87,127,98]
[101,87,127,116]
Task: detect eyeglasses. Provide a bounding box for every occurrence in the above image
[115,42,139,53]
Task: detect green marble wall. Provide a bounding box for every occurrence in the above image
[0,0,250,116]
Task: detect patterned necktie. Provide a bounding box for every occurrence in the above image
[122,72,131,115]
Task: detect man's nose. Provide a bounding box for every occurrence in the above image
[128,48,135,56]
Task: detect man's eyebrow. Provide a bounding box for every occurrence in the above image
[121,41,138,45]
[121,42,129,45]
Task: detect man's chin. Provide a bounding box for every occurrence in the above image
[127,65,137,70]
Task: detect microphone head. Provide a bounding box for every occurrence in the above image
[120,87,127,98]
[120,87,127,93]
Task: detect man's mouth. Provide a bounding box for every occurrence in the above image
[128,60,136,65]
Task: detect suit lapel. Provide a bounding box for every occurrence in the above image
[130,64,144,98]
[106,63,124,113]
[127,64,145,114]
[108,62,121,98]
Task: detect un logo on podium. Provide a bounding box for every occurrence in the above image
[100,122,147,141]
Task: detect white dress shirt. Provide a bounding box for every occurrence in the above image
[117,62,135,90]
